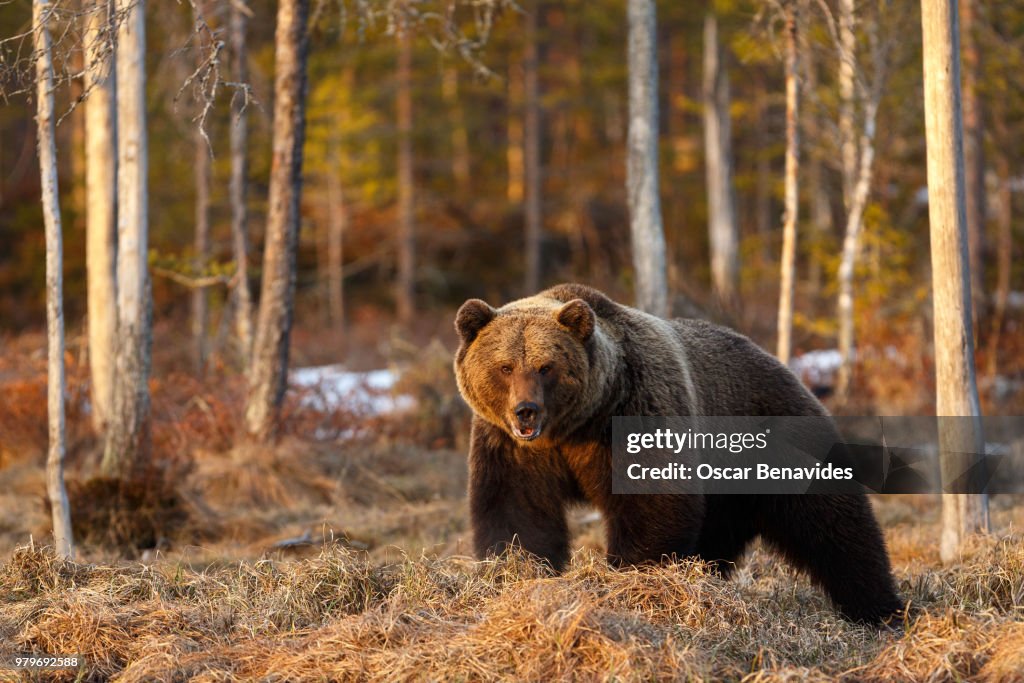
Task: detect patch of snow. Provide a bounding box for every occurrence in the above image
[789,348,843,387]
[289,365,415,415]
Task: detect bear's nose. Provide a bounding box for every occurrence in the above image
[514,401,540,425]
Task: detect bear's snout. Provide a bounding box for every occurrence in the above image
[512,401,543,440]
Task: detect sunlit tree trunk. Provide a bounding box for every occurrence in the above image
[523,2,542,294]
[230,0,254,360]
[84,0,117,433]
[838,0,856,207]
[442,61,471,198]
[192,65,211,372]
[777,2,800,365]
[395,23,415,326]
[961,0,984,326]
[703,13,739,307]
[35,0,73,560]
[920,0,990,563]
[835,2,885,402]
[627,0,668,317]
[244,0,310,440]
[102,0,152,478]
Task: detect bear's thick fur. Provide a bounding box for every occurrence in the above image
[454,283,902,623]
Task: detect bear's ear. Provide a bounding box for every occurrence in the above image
[455,299,496,344]
[555,298,595,342]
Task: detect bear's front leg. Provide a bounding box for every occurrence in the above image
[604,494,706,567]
[468,418,572,571]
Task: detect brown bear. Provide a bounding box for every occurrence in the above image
[454,283,903,624]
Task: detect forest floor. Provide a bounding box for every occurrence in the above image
[1,322,1024,681]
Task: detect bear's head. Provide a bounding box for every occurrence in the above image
[453,296,597,445]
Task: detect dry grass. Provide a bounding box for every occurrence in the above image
[0,529,1023,682]
[3,335,1024,680]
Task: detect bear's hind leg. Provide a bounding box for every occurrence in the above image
[757,495,903,624]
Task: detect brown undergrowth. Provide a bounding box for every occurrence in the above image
[1,530,1023,682]
[2,331,1024,680]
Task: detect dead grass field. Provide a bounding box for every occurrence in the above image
[1,331,1024,681]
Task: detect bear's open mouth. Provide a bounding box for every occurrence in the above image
[512,424,542,440]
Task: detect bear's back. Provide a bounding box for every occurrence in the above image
[669,317,827,418]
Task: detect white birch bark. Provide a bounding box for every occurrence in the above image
[84,0,117,433]
[627,0,668,318]
[102,0,152,478]
[35,0,74,559]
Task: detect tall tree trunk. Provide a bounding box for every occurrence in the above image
[523,2,542,294]
[920,0,989,563]
[702,13,739,307]
[84,0,117,434]
[326,141,346,333]
[442,61,471,198]
[102,0,152,478]
[961,0,984,327]
[395,24,415,327]
[230,0,254,360]
[627,0,668,318]
[838,0,857,207]
[35,0,73,559]
[986,107,1012,380]
[777,2,800,365]
[192,124,211,373]
[836,98,880,402]
[244,0,310,441]
[835,0,885,403]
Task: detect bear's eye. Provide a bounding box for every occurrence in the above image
[538,364,552,376]
[500,365,512,376]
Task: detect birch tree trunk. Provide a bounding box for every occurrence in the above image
[230,0,254,360]
[920,0,990,563]
[102,0,152,478]
[244,0,310,440]
[836,98,880,401]
[523,2,542,294]
[84,0,117,434]
[702,13,739,307]
[835,1,886,402]
[627,0,668,318]
[35,0,73,560]
[776,2,800,365]
[192,126,211,373]
[838,0,857,207]
[961,0,984,325]
[395,24,415,327]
